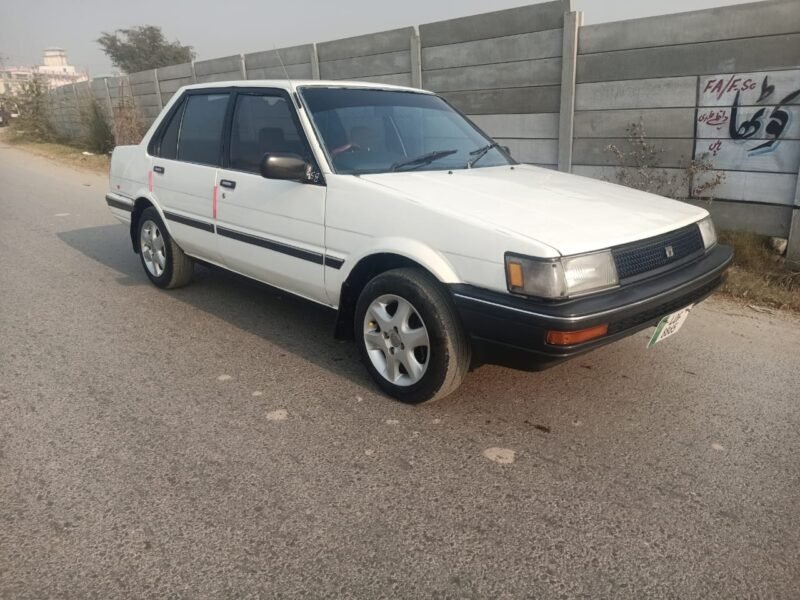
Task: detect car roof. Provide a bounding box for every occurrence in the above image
[179,79,434,95]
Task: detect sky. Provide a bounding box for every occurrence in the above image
[0,0,764,76]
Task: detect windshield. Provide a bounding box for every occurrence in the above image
[299,87,513,175]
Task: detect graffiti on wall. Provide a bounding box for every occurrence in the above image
[695,70,800,174]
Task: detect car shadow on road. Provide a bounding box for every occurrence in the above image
[57,223,372,390]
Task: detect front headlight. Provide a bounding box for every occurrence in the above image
[505,251,619,299]
[697,216,717,250]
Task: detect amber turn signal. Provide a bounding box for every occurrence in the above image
[546,324,609,346]
[506,261,524,289]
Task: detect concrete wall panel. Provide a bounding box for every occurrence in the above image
[577,34,800,83]
[575,77,697,110]
[350,73,414,87]
[245,44,314,69]
[423,57,561,92]
[686,199,794,237]
[699,171,798,206]
[157,62,193,81]
[441,86,561,114]
[130,81,157,96]
[579,0,800,54]
[468,113,560,139]
[574,108,696,139]
[246,63,313,81]
[422,29,562,70]
[420,2,565,47]
[194,55,242,78]
[698,69,800,107]
[494,138,558,164]
[128,70,156,85]
[696,138,800,174]
[157,77,194,94]
[319,51,410,80]
[132,94,161,108]
[573,138,693,168]
[318,28,414,61]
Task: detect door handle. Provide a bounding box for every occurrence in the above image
[219,179,236,189]
[153,165,165,174]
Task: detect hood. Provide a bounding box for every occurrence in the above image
[360,166,708,256]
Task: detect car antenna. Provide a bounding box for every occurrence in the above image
[273,46,295,92]
[274,46,302,109]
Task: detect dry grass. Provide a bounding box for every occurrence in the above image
[1,129,110,174]
[718,231,800,312]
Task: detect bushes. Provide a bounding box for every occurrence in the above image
[10,77,57,142]
[605,121,724,201]
[82,99,115,154]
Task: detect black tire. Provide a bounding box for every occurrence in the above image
[137,207,193,289]
[355,268,471,404]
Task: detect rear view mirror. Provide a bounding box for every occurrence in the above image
[260,153,311,182]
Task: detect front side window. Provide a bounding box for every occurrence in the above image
[229,93,310,173]
[300,87,511,174]
[176,93,230,166]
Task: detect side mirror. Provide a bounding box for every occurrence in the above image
[260,153,311,182]
[500,145,511,157]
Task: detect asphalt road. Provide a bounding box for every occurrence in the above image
[1,142,799,599]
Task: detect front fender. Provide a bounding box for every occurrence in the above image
[341,236,461,286]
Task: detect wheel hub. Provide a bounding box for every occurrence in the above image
[363,294,430,387]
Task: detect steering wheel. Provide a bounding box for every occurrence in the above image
[330,143,362,159]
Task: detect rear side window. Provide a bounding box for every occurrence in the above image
[176,93,230,166]
[229,94,310,173]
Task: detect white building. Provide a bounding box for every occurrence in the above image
[0,48,88,96]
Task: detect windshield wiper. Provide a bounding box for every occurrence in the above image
[468,142,500,168]
[391,149,458,172]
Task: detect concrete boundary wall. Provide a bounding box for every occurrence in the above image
[42,0,800,258]
[420,0,567,168]
[570,0,800,260]
[317,28,415,87]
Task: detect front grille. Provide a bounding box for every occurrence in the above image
[612,224,704,281]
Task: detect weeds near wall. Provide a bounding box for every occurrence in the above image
[605,121,725,201]
[81,99,115,154]
[111,97,145,146]
[9,77,57,143]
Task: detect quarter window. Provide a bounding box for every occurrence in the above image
[176,93,230,166]
[229,94,309,173]
[156,99,184,159]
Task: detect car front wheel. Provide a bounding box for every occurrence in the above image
[355,268,471,404]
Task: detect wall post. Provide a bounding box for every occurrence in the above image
[410,29,422,88]
[310,44,321,80]
[153,70,164,110]
[190,61,197,83]
[71,84,81,139]
[787,169,800,270]
[239,53,247,79]
[557,10,582,173]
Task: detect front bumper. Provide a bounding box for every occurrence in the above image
[451,243,733,370]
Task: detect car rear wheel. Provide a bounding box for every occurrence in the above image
[137,207,193,289]
[355,268,470,404]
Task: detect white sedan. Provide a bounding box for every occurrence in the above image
[106,80,732,403]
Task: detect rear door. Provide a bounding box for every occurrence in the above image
[214,89,328,304]
[150,91,231,263]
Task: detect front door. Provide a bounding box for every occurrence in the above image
[215,90,328,304]
[150,91,230,264]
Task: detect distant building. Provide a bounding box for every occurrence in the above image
[0,48,88,96]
